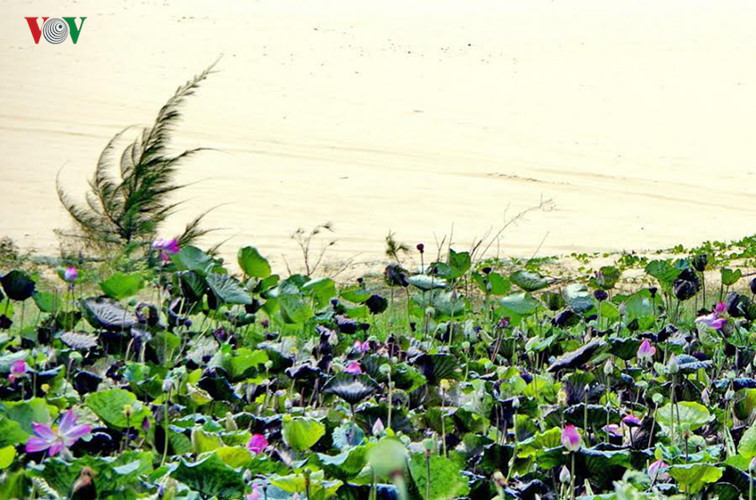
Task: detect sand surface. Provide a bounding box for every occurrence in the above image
[2,0,756,272]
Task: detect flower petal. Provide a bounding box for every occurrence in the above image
[48,442,64,456]
[31,422,55,441]
[62,424,91,443]
[25,436,51,453]
[58,409,77,434]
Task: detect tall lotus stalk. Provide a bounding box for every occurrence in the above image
[160,378,174,467]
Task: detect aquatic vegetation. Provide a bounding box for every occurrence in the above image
[2,244,756,499]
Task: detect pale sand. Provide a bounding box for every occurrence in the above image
[2,1,756,272]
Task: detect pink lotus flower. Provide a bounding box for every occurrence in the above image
[152,238,180,261]
[602,423,622,437]
[247,433,268,454]
[695,302,727,330]
[353,340,370,353]
[9,359,27,383]
[637,339,656,361]
[25,409,91,456]
[63,267,78,283]
[344,361,363,375]
[561,424,581,452]
[622,414,642,427]
[648,459,669,481]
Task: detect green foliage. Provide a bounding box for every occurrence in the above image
[238,246,272,278]
[282,416,325,451]
[408,453,470,500]
[99,272,145,299]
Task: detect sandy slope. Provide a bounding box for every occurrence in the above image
[2,0,756,271]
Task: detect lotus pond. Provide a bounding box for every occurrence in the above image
[3,241,756,500]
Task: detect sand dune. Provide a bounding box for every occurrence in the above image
[2,0,756,271]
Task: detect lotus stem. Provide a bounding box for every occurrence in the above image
[160,389,171,467]
[425,451,431,500]
[387,375,393,431]
[441,387,447,458]
[369,468,377,500]
[304,469,311,500]
[570,452,576,500]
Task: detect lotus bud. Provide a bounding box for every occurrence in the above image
[225,412,238,431]
[652,393,664,405]
[512,397,520,410]
[648,459,667,481]
[162,377,174,393]
[379,364,391,376]
[142,417,151,432]
[492,470,506,487]
[701,389,710,406]
[667,355,679,374]
[122,404,134,419]
[372,418,385,436]
[637,339,656,361]
[559,465,571,484]
[246,434,268,454]
[557,389,568,407]
[561,425,581,452]
[416,243,425,254]
[243,469,253,482]
[63,267,79,283]
[604,358,614,376]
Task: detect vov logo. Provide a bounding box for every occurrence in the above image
[25,17,86,45]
